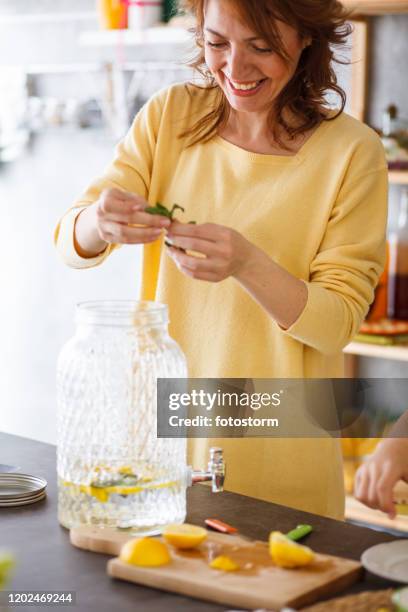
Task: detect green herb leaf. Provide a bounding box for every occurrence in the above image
[155,203,169,212]
[145,202,193,223]
[145,206,171,218]
[170,204,185,218]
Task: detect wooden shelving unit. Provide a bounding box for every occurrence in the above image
[342,0,408,15]
[344,341,408,361]
[344,5,408,369]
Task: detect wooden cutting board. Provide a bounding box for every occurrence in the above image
[70,526,363,610]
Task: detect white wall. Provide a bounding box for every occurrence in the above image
[0,127,142,444]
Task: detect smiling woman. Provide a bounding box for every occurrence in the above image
[55,0,388,520]
[181,0,352,152]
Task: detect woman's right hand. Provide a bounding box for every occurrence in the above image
[74,188,171,257]
[354,438,408,518]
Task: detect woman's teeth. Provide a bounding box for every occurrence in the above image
[229,79,263,91]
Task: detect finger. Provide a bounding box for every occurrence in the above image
[354,464,371,506]
[179,265,220,282]
[168,222,222,242]
[130,211,171,229]
[376,467,398,517]
[167,248,223,281]
[100,198,145,222]
[102,187,146,206]
[367,463,381,509]
[100,221,164,245]
[166,247,218,272]
[165,235,218,257]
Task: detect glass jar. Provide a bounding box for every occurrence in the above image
[97,0,128,30]
[57,301,187,534]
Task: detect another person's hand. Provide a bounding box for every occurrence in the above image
[354,438,408,518]
[74,188,171,257]
[165,221,254,282]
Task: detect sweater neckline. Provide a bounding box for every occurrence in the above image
[213,110,341,165]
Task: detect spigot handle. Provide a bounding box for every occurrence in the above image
[188,446,226,492]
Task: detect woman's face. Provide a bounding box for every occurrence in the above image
[203,0,307,115]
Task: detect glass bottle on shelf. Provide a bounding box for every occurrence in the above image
[388,189,408,320]
[97,0,128,30]
[382,104,398,138]
[366,242,389,322]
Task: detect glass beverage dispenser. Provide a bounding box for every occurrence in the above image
[57,301,224,535]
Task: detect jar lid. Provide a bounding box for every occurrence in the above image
[0,473,47,507]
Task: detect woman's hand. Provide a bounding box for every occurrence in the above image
[166,219,308,329]
[354,438,408,518]
[74,188,171,257]
[165,221,254,282]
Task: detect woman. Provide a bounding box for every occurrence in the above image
[55,0,388,520]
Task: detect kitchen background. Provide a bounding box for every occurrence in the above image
[0,0,408,445]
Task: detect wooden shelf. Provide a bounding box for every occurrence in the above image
[389,169,408,185]
[342,0,408,15]
[344,341,408,361]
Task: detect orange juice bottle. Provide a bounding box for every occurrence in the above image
[97,0,128,29]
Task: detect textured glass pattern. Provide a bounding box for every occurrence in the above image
[57,302,187,534]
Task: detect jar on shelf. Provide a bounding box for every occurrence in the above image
[388,189,408,320]
[127,0,163,30]
[57,301,187,534]
[381,104,408,170]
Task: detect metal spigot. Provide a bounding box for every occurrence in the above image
[190,447,225,493]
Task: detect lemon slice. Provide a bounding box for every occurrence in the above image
[209,555,240,572]
[269,531,315,568]
[162,523,208,549]
[120,537,171,567]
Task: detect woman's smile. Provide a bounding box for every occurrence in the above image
[224,75,268,97]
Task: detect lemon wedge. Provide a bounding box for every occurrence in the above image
[120,537,171,567]
[162,523,207,549]
[269,531,314,568]
[209,555,240,572]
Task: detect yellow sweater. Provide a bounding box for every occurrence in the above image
[55,84,388,520]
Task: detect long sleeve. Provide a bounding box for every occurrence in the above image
[54,89,166,268]
[285,164,388,355]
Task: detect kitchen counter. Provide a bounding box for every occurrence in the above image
[0,432,404,611]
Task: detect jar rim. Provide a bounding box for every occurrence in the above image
[76,300,168,327]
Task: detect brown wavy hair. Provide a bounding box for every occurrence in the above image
[179,0,352,149]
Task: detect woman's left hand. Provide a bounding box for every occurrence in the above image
[165,221,254,282]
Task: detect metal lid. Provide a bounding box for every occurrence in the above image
[0,473,47,507]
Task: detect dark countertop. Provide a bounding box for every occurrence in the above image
[0,432,404,611]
